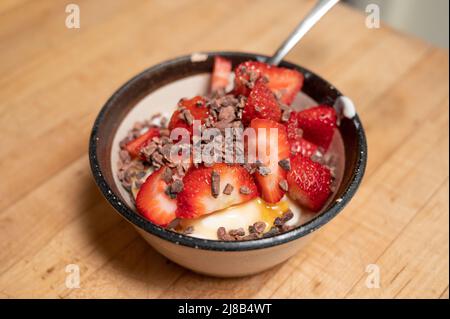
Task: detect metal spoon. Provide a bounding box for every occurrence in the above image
[266,0,340,66]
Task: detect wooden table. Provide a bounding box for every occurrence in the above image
[0,0,448,299]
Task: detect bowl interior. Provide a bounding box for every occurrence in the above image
[89,52,367,251]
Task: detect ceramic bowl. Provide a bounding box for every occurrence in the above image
[89,51,367,277]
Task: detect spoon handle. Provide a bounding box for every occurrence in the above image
[266,0,340,66]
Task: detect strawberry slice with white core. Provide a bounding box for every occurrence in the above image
[234,61,304,105]
[249,118,290,203]
[296,105,337,151]
[176,163,258,219]
[211,56,232,92]
[242,79,282,125]
[125,128,160,159]
[287,154,332,212]
[136,168,177,226]
[287,111,319,157]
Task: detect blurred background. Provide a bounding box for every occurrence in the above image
[345,0,449,47]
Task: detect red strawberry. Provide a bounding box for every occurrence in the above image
[286,111,319,157]
[290,138,319,158]
[125,128,160,158]
[135,168,177,226]
[168,96,209,134]
[176,163,258,219]
[296,105,337,151]
[287,154,332,212]
[248,118,290,203]
[242,79,281,125]
[211,56,232,92]
[234,61,304,105]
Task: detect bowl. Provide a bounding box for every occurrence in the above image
[89,51,367,277]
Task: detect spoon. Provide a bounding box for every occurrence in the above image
[266,0,340,66]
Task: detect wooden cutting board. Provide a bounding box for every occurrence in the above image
[0,0,448,298]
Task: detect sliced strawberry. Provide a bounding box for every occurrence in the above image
[211,56,232,92]
[234,61,304,105]
[296,105,337,151]
[125,128,160,158]
[249,118,290,203]
[287,154,332,212]
[135,168,177,226]
[290,138,319,158]
[242,79,281,125]
[168,96,209,134]
[286,111,319,157]
[176,163,258,219]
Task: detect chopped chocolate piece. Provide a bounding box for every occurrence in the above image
[217,226,226,238]
[170,179,184,194]
[217,227,235,241]
[223,183,234,195]
[258,166,271,176]
[119,150,131,163]
[274,217,283,227]
[229,228,245,237]
[211,170,220,198]
[239,186,251,195]
[279,179,289,192]
[282,209,294,222]
[182,109,194,126]
[278,158,291,171]
[141,142,157,159]
[161,143,173,161]
[263,226,280,238]
[164,185,177,199]
[218,105,236,123]
[176,164,184,177]
[151,152,164,166]
[281,109,291,122]
[242,233,259,240]
[253,221,266,234]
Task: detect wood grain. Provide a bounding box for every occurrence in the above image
[0,0,448,298]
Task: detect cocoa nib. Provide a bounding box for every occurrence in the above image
[279,179,289,192]
[170,179,184,194]
[257,166,271,176]
[211,170,220,198]
[223,183,234,195]
[249,221,266,234]
[229,228,245,237]
[239,186,251,195]
[217,227,235,241]
[278,158,291,171]
[161,167,173,184]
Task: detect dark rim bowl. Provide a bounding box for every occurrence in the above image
[89,51,367,252]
